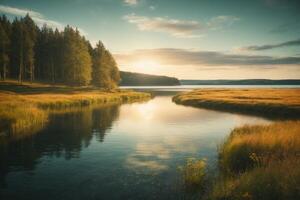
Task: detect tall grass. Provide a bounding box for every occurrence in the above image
[173,89,300,118]
[219,121,300,174]
[179,158,207,190]
[0,81,151,138]
[211,121,300,200]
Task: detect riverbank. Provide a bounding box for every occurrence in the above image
[211,121,300,200]
[0,81,151,137]
[174,89,300,199]
[173,88,300,119]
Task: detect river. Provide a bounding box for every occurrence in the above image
[2,85,293,200]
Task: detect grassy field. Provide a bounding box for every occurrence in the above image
[211,121,300,200]
[0,81,151,138]
[173,89,300,119]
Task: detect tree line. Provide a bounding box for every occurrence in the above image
[0,14,120,88]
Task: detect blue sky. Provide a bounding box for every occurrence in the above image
[0,0,299,79]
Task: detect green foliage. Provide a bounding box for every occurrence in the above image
[92,41,120,88]
[0,23,10,80]
[62,26,92,86]
[0,14,119,88]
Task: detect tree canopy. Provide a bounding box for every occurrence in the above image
[0,14,120,88]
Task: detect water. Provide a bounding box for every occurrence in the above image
[0,86,280,200]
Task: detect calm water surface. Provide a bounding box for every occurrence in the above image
[0,86,275,200]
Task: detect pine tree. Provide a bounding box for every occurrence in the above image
[11,19,24,82]
[91,41,120,89]
[1,14,120,88]
[62,26,91,86]
[22,14,37,82]
[0,15,11,80]
[105,50,120,88]
[0,24,9,80]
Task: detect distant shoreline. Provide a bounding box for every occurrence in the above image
[180,79,300,85]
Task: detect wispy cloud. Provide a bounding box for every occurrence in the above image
[123,13,239,38]
[123,0,138,6]
[115,48,300,67]
[149,5,155,11]
[0,5,87,35]
[0,5,63,29]
[238,38,300,51]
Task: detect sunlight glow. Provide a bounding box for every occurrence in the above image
[133,59,161,74]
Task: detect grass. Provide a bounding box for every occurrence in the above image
[211,121,300,200]
[179,158,207,190]
[0,80,151,138]
[173,89,300,119]
[219,121,300,174]
[174,89,300,199]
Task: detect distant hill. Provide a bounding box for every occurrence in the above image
[120,71,180,86]
[180,79,300,85]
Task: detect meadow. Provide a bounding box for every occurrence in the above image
[173,89,300,119]
[0,81,151,138]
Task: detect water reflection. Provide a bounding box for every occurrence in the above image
[118,96,270,174]
[0,92,271,200]
[0,104,120,188]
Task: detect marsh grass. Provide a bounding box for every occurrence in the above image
[173,89,300,119]
[211,121,300,200]
[219,121,300,174]
[0,81,151,138]
[178,158,207,191]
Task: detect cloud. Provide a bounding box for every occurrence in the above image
[123,0,138,6]
[114,48,300,67]
[0,5,87,35]
[238,38,300,51]
[149,5,155,10]
[123,13,239,38]
[207,15,240,30]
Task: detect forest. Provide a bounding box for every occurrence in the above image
[120,71,180,86]
[0,14,120,88]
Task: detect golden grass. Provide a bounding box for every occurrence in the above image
[211,121,300,200]
[219,121,300,173]
[179,158,207,190]
[211,159,300,200]
[173,89,300,118]
[0,81,151,138]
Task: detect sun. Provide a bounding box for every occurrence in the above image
[134,59,160,74]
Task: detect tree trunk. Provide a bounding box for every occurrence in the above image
[3,63,6,80]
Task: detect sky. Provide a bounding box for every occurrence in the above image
[0,0,300,79]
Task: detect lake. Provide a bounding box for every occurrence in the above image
[2,85,294,200]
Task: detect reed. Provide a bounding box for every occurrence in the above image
[173,89,300,119]
[211,121,300,200]
[179,158,207,190]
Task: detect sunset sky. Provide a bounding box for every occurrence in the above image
[0,0,299,79]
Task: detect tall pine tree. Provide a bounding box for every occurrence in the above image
[1,14,120,88]
[91,41,120,89]
[62,26,92,86]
